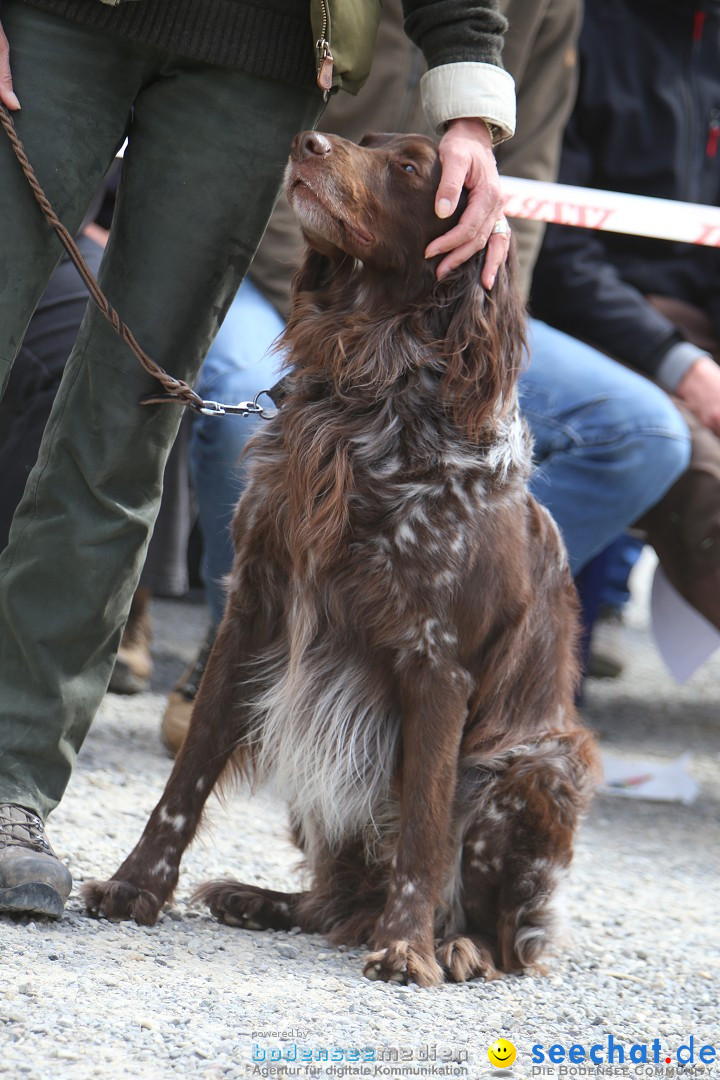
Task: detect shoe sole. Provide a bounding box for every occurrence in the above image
[0,882,66,919]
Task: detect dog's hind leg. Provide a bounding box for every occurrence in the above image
[295,833,389,946]
[435,933,501,982]
[194,833,387,943]
[457,732,596,975]
[494,735,596,973]
[189,819,314,934]
[191,881,306,931]
[82,565,285,925]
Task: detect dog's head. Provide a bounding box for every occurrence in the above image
[284,130,526,439]
[286,130,466,278]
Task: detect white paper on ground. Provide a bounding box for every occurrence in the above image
[600,750,699,804]
[650,562,720,682]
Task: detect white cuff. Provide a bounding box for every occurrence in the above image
[421,63,516,144]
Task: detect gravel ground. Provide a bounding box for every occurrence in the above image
[1,552,718,1080]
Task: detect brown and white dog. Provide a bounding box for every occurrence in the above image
[84,131,599,986]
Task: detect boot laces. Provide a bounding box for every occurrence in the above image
[0,805,54,855]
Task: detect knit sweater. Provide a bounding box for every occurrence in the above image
[14,0,507,90]
[16,0,317,87]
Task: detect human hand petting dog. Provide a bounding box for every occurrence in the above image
[426,117,508,288]
[0,21,22,111]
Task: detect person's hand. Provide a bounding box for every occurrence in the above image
[425,117,508,289]
[0,20,21,112]
[675,354,720,434]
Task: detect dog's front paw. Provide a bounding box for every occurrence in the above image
[363,940,444,987]
[82,878,163,926]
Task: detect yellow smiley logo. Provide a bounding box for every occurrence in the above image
[487,1039,517,1068]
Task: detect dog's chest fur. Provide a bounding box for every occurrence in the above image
[240,372,533,851]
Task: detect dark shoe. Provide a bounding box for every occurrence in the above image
[108,586,153,694]
[161,626,216,756]
[588,605,627,679]
[0,805,72,918]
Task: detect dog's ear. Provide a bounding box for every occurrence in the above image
[430,242,527,442]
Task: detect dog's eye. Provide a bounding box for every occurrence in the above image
[402,163,416,174]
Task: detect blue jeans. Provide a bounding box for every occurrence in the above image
[521,321,691,575]
[596,533,645,611]
[193,298,692,623]
[191,279,286,626]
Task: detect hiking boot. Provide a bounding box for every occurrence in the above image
[108,586,153,694]
[161,626,216,756]
[0,805,72,918]
[588,605,627,679]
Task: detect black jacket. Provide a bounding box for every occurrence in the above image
[531,0,720,383]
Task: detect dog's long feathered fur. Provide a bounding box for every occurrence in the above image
[84,131,598,986]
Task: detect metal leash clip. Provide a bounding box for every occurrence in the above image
[140,389,278,420]
[196,398,262,417]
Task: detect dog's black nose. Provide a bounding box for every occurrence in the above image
[291,131,332,161]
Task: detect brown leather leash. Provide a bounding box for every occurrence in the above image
[0,104,274,419]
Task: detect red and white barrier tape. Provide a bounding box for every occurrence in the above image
[501,176,720,248]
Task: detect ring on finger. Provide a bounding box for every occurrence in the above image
[491,218,510,236]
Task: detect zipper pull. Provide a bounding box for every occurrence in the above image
[316,38,334,93]
[707,110,720,158]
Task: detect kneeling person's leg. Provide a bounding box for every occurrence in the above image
[520,321,691,575]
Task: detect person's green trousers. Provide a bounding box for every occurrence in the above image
[0,1,323,819]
